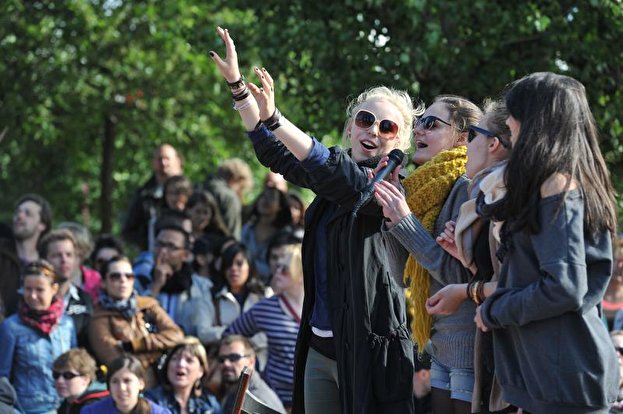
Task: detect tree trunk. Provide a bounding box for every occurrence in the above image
[100,113,117,233]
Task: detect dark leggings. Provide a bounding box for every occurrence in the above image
[431,388,472,414]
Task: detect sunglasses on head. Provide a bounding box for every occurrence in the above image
[415,115,454,131]
[354,110,400,140]
[53,371,81,380]
[217,353,250,363]
[468,125,510,148]
[107,272,135,281]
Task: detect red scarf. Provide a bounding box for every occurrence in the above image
[18,297,64,335]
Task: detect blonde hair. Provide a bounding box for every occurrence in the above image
[53,348,97,381]
[434,95,483,141]
[218,158,254,195]
[343,86,424,151]
[284,243,303,284]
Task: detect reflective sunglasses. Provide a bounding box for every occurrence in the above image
[354,110,400,140]
[107,272,135,281]
[468,125,510,148]
[52,371,81,380]
[217,353,250,363]
[415,115,455,131]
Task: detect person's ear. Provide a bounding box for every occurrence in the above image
[345,119,353,138]
[455,130,468,146]
[51,282,60,296]
[138,378,145,391]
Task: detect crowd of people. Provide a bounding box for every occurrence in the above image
[0,24,622,414]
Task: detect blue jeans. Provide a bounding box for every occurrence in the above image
[430,356,474,403]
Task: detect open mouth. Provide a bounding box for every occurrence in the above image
[416,140,428,149]
[175,370,187,379]
[361,140,378,150]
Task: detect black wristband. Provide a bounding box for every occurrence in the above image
[232,89,250,101]
[262,108,282,131]
[227,75,245,89]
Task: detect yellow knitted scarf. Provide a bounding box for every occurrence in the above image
[402,146,467,351]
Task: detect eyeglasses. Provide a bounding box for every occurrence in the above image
[615,346,623,355]
[468,125,511,148]
[155,240,185,252]
[52,371,81,380]
[415,115,456,131]
[354,110,400,140]
[217,353,250,363]
[107,272,135,281]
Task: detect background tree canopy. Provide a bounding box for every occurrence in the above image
[1,0,622,233]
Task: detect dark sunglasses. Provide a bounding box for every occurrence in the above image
[615,347,623,355]
[354,110,400,140]
[217,353,250,363]
[415,115,454,131]
[468,125,510,148]
[52,371,81,380]
[107,272,135,281]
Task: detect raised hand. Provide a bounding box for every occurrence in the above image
[373,179,411,227]
[249,67,276,121]
[209,27,242,83]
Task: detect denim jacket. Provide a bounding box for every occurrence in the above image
[145,385,222,414]
[0,314,76,414]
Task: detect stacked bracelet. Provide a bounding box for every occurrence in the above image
[227,75,246,90]
[262,108,283,131]
[466,280,485,306]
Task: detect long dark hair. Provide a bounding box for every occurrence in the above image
[221,242,265,294]
[186,191,230,237]
[500,72,616,236]
[247,187,293,228]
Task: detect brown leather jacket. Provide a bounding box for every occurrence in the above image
[88,295,183,387]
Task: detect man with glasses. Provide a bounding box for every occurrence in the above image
[219,335,286,414]
[138,213,215,343]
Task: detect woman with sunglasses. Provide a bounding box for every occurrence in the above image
[53,348,109,414]
[374,95,483,414]
[419,100,514,413]
[0,259,76,414]
[210,27,419,414]
[471,73,618,413]
[89,256,184,388]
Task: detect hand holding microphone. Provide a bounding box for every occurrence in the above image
[353,149,405,215]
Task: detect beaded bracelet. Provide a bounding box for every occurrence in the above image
[476,281,486,305]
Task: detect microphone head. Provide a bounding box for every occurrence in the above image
[387,149,405,165]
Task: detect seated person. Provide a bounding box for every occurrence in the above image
[224,242,303,409]
[146,337,222,414]
[53,348,109,414]
[218,335,286,414]
[0,260,76,414]
[88,256,184,388]
[81,355,171,414]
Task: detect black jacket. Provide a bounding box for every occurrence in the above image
[122,175,163,250]
[0,238,21,319]
[248,126,414,414]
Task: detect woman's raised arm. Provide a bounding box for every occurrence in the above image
[210,27,314,161]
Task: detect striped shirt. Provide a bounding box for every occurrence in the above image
[224,295,300,406]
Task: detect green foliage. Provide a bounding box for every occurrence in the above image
[1,0,622,231]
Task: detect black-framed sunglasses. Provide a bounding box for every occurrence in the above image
[217,353,250,363]
[615,346,623,355]
[107,272,135,281]
[52,371,81,380]
[354,110,400,140]
[468,125,510,148]
[415,115,456,131]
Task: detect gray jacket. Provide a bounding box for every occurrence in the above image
[480,191,618,413]
[383,176,476,369]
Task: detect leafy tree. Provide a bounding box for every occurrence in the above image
[1,0,622,233]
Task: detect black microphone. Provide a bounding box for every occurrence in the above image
[352,148,405,215]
